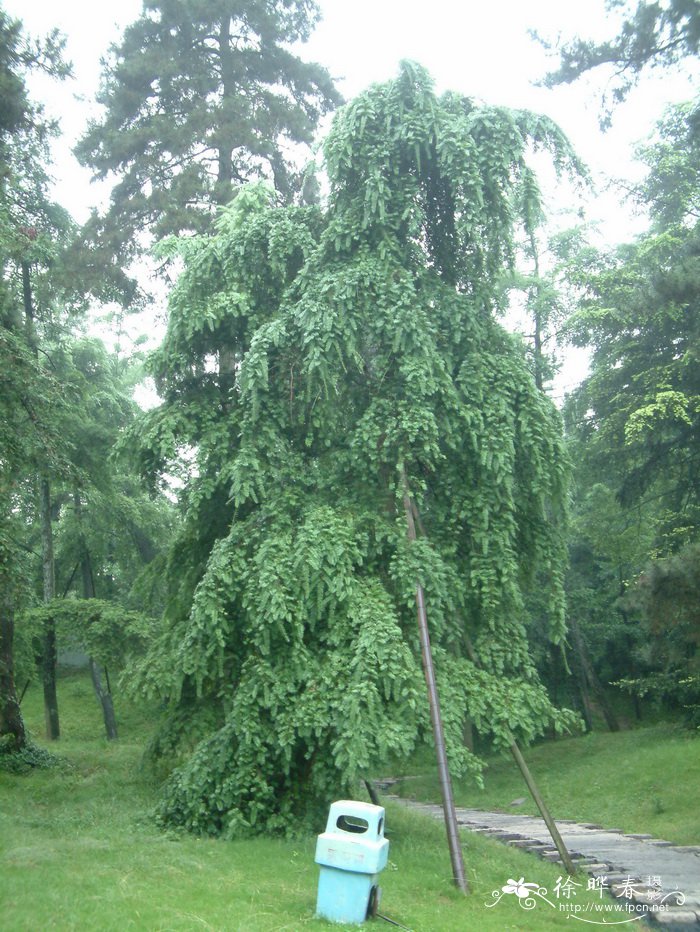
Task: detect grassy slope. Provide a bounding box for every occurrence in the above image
[392,726,700,845]
[1,672,612,931]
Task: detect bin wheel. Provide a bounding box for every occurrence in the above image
[367,885,379,919]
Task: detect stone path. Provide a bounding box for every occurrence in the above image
[385,795,700,926]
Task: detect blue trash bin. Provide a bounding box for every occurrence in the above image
[315,800,389,924]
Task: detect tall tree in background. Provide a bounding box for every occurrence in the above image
[502,226,591,393]
[539,0,700,725]
[76,0,340,250]
[0,9,70,749]
[1,9,155,746]
[540,0,700,121]
[129,64,584,836]
[562,96,700,724]
[566,99,700,545]
[54,338,174,738]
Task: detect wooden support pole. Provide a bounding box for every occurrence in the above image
[507,733,577,876]
[463,632,576,874]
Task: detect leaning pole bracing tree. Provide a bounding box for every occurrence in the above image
[132,63,583,839]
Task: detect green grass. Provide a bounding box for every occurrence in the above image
[1,672,615,931]
[391,725,700,846]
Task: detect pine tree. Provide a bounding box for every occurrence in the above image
[76,0,340,248]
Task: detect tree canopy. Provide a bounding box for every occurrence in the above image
[558,91,700,730]
[76,0,341,249]
[0,9,72,751]
[566,97,700,544]
[128,63,583,836]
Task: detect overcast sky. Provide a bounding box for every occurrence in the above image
[4,0,698,395]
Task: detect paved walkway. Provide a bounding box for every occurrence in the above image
[386,796,700,926]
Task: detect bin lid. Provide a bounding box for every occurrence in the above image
[324,800,386,839]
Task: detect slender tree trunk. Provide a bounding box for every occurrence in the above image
[575,661,595,733]
[40,477,60,740]
[216,16,235,206]
[462,716,474,752]
[216,17,241,404]
[89,658,118,740]
[569,616,620,732]
[0,296,27,749]
[618,601,643,721]
[0,580,27,751]
[528,230,544,391]
[74,489,118,740]
[21,259,35,348]
[633,693,642,722]
[22,260,60,739]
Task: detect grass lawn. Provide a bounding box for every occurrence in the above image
[1,671,613,931]
[391,725,700,846]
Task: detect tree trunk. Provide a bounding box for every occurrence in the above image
[575,662,595,733]
[462,716,474,752]
[89,659,118,740]
[0,583,27,751]
[569,616,620,732]
[216,16,236,207]
[40,477,60,740]
[633,693,642,722]
[21,259,36,348]
[528,230,544,391]
[22,261,60,739]
[74,489,118,740]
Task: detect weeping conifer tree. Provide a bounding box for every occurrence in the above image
[133,63,584,836]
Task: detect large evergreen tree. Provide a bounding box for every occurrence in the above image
[76,0,340,248]
[131,64,582,836]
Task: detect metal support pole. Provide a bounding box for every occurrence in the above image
[402,472,468,894]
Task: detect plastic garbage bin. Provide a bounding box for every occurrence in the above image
[315,800,390,924]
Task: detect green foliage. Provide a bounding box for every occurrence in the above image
[133,63,581,836]
[76,0,340,247]
[44,337,176,610]
[23,599,153,672]
[634,98,700,228]
[615,541,700,725]
[0,324,69,481]
[561,96,700,720]
[500,224,594,392]
[0,738,62,774]
[0,10,74,750]
[616,672,700,726]
[565,229,700,541]
[0,9,68,144]
[540,0,700,121]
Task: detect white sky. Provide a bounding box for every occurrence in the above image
[4,0,698,396]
